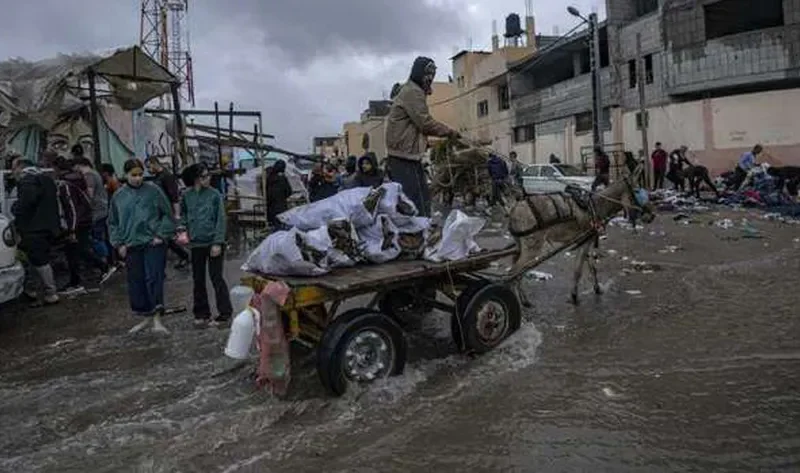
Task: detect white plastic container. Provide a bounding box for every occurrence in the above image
[225,307,257,360]
[229,285,255,315]
[0,215,17,269]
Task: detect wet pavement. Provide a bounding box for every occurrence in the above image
[1,206,800,472]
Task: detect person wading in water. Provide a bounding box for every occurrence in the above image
[385,56,459,217]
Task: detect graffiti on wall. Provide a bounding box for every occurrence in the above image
[45,107,95,160]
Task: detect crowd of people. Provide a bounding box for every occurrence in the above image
[8,145,233,334]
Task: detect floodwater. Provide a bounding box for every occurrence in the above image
[1,208,800,472]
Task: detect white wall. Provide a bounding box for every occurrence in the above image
[712,88,800,149]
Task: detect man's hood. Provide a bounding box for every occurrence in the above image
[409,56,436,95]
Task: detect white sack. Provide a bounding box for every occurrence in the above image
[242,228,330,277]
[356,215,402,264]
[314,218,363,268]
[424,210,485,262]
[377,182,418,225]
[277,187,377,230]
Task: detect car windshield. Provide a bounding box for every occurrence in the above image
[555,164,584,177]
[291,157,318,171]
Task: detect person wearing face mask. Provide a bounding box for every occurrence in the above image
[108,158,176,334]
[385,56,459,217]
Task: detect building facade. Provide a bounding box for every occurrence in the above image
[509,0,800,173]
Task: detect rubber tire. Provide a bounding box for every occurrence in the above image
[451,282,522,354]
[317,308,407,397]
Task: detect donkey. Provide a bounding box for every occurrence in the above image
[507,164,655,306]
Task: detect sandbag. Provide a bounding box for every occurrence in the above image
[377,182,418,223]
[278,187,378,230]
[357,215,402,264]
[242,228,330,277]
[424,210,485,262]
[394,216,431,259]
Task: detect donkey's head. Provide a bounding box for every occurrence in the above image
[619,162,655,224]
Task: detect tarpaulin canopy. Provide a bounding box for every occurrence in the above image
[0,45,176,131]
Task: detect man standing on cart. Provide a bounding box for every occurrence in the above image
[385,56,460,217]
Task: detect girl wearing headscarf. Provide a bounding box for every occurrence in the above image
[108,158,175,334]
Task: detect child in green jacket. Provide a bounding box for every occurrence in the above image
[180,163,232,327]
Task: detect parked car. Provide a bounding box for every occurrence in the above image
[0,213,24,305]
[522,163,595,194]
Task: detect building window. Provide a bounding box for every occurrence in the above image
[644,54,654,84]
[513,124,535,143]
[704,0,784,41]
[636,111,650,130]
[628,59,637,89]
[634,0,658,18]
[457,76,465,88]
[477,100,489,118]
[575,109,611,134]
[498,85,510,111]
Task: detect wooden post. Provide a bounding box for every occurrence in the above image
[170,82,185,174]
[636,33,651,189]
[87,68,103,170]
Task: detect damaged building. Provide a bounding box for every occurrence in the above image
[510,0,800,174]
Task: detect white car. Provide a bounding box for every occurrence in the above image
[0,213,24,305]
[522,163,595,194]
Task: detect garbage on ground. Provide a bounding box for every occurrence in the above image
[625,290,643,296]
[244,184,486,276]
[526,270,553,281]
[623,260,662,274]
[658,245,682,253]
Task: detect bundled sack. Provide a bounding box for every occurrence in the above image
[278,187,380,230]
[318,218,364,267]
[424,210,485,262]
[394,216,431,259]
[376,182,418,223]
[356,215,402,264]
[242,227,330,277]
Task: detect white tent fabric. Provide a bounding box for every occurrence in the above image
[0,46,175,131]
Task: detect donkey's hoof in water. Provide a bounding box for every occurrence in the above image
[594,286,604,295]
[570,293,580,305]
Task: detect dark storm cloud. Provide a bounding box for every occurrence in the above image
[199,0,470,65]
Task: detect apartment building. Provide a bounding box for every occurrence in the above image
[509,0,800,173]
[311,135,344,159]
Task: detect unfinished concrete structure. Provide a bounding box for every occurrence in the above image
[512,0,800,173]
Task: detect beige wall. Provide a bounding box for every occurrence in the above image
[341,118,387,158]
[428,82,458,130]
[615,87,800,175]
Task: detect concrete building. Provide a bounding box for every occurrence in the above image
[442,14,544,157]
[311,135,343,159]
[510,0,800,173]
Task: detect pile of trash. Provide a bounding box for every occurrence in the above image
[242,183,486,276]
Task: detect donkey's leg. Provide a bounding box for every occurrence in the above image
[570,241,591,305]
[588,245,603,295]
[516,279,533,308]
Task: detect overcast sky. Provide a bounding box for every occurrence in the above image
[0,0,604,153]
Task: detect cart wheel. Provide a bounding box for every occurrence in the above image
[317,308,407,397]
[451,282,522,354]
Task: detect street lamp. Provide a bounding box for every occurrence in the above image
[567,6,604,149]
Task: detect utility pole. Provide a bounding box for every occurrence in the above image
[636,33,651,188]
[589,13,604,149]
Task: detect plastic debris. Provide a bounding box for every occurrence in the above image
[526,270,553,281]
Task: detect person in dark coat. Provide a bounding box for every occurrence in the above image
[487,154,509,207]
[146,157,190,268]
[54,156,110,292]
[308,163,339,202]
[265,159,293,227]
[350,153,384,188]
[591,147,611,191]
[11,157,61,306]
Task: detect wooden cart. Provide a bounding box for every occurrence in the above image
[241,239,521,396]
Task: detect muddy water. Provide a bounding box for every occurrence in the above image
[2,210,800,472]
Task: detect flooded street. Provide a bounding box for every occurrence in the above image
[2,208,800,472]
